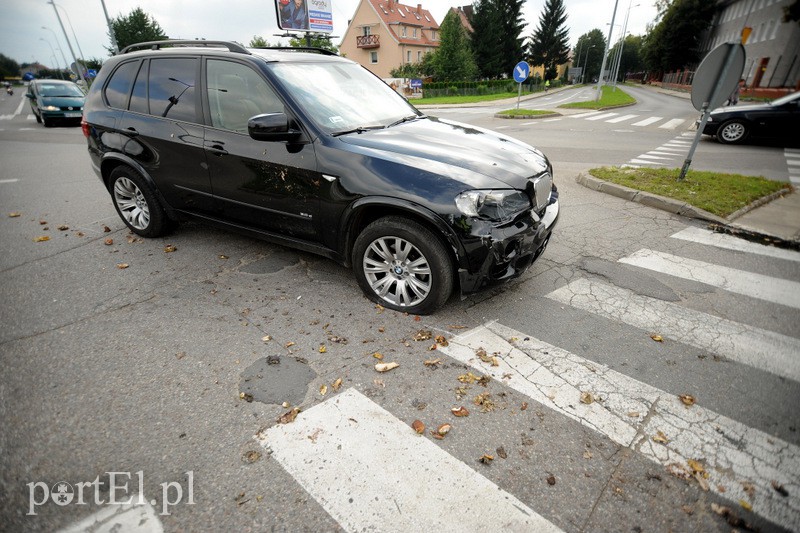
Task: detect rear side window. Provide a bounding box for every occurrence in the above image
[104,61,139,109]
[129,61,148,114]
[148,58,198,123]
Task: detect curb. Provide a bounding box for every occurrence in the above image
[575,173,800,249]
[493,111,561,120]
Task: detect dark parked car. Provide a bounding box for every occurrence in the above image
[82,41,559,314]
[26,79,86,127]
[699,91,800,145]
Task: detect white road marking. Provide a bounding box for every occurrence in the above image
[620,249,800,309]
[15,98,25,115]
[637,154,676,160]
[671,227,800,262]
[586,112,619,121]
[606,114,639,123]
[543,117,562,122]
[631,116,663,127]
[654,146,687,151]
[440,322,800,531]
[547,278,800,381]
[628,158,666,165]
[0,179,19,184]
[659,119,686,129]
[260,388,563,532]
[786,159,800,166]
[58,501,163,532]
[568,110,603,119]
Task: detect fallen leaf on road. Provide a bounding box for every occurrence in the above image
[372,352,384,360]
[242,451,261,463]
[771,480,788,497]
[375,362,399,372]
[262,335,272,342]
[650,334,664,342]
[451,406,469,417]
[164,244,177,253]
[435,423,451,438]
[116,263,129,269]
[102,225,111,232]
[413,329,432,341]
[8,212,21,217]
[375,304,384,313]
[33,236,50,242]
[580,391,594,404]
[319,345,327,353]
[284,341,295,348]
[319,384,328,396]
[546,474,556,485]
[679,394,696,406]
[332,378,342,391]
[739,500,752,511]
[435,335,449,347]
[458,372,480,384]
[104,238,113,245]
[39,220,47,225]
[57,225,69,231]
[412,420,425,434]
[496,446,507,459]
[652,430,669,444]
[278,407,300,424]
[218,254,228,259]
[239,392,254,403]
[473,392,494,412]
[428,343,437,351]
[423,358,441,367]
[521,402,528,410]
[479,454,494,464]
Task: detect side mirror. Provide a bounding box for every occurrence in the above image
[248,113,301,142]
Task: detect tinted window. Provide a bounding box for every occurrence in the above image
[104,61,139,109]
[129,60,148,114]
[206,60,283,133]
[148,58,198,122]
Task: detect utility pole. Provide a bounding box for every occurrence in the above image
[99,0,119,53]
[596,0,619,100]
[47,0,80,79]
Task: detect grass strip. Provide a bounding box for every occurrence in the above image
[560,86,636,109]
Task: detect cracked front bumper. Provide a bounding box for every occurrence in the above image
[457,190,560,294]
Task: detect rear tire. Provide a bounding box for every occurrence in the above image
[352,216,454,315]
[717,119,748,144]
[108,166,170,237]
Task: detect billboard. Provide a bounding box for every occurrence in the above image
[276,0,332,33]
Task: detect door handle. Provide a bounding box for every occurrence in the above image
[125,127,139,137]
[206,144,228,156]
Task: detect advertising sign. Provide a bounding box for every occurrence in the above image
[275,0,332,33]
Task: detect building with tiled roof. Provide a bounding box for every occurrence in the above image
[339,0,441,78]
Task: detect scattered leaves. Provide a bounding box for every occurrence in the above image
[57,225,69,231]
[431,423,451,440]
[739,500,752,512]
[261,335,272,342]
[546,474,556,486]
[428,343,437,351]
[771,480,788,497]
[8,212,21,217]
[116,263,129,269]
[332,378,343,392]
[319,384,328,396]
[413,329,432,341]
[650,334,664,342]
[104,238,113,245]
[278,407,300,424]
[473,392,495,412]
[479,454,494,464]
[375,304,384,313]
[412,420,425,434]
[496,446,507,459]
[434,335,449,347]
[580,391,594,405]
[375,362,399,373]
[242,450,261,463]
[628,411,640,417]
[652,430,669,444]
[32,236,50,242]
[319,345,327,353]
[679,394,696,406]
[218,254,228,259]
[164,244,177,253]
[521,402,528,411]
[423,358,441,367]
[284,341,295,348]
[451,406,469,417]
[710,503,757,531]
[102,225,111,232]
[458,372,480,384]
[328,335,348,344]
[372,352,384,360]
[39,220,47,225]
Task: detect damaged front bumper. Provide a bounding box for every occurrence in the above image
[457,188,560,294]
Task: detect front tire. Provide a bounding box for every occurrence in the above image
[717,119,748,144]
[352,217,454,315]
[109,166,170,237]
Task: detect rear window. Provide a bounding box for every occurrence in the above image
[104,61,140,109]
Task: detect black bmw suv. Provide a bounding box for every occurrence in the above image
[82,40,559,314]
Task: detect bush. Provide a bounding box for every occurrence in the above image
[447,85,459,95]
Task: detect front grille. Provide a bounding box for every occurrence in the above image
[529,172,553,211]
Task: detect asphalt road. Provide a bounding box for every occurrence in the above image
[1,86,798,533]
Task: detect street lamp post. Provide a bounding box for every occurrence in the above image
[47,0,81,79]
[100,0,119,54]
[612,1,640,87]
[580,45,595,84]
[596,0,620,100]
[41,26,69,74]
[39,37,65,79]
[53,2,86,66]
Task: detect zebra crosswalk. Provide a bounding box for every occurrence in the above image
[565,110,693,130]
[252,226,800,532]
[787,148,800,186]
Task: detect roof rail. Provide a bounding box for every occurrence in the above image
[254,46,339,57]
[118,40,250,55]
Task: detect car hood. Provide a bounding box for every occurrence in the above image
[338,117,549,190]
[41,95,85,107]
[712,102,769,115]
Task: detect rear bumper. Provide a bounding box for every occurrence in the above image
[458,190,560,294]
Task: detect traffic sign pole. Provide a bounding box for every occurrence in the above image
[512,61,530,110]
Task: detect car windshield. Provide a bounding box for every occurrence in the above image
[39,83,84,97]
[269,61,420,135]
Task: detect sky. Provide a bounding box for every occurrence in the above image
[0,0,658,69]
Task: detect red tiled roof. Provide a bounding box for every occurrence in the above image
[368,0,440,47]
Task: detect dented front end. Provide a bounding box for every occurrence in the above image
[455,184,559,294]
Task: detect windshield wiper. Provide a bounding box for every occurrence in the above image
[331,125,383,137]
[387,114,424,128]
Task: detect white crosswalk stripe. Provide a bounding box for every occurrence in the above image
[260,388,563,532]
[786,149,800,185]
[439,323,800,531]
[620,248,800,309]
[606,114,639,123]
[659,118,686,129]
[585,112,619,121]
[671,227,800,262]
[631,116,663,127]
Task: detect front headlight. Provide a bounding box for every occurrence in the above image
[42,105,60,111]
[455,190,531,221]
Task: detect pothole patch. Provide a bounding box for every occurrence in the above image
[239,356,316,405]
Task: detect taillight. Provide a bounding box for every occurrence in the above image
[81,116,90,138]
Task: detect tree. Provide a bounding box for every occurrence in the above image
[495,0,527,77]
[642,0,718,73]
[0,53,20,80]
[528,0,571,81]
[572,29,606,83]
[248,35,273,47]
[784,0,800,23]
[108,7,168,53]
[469,0,526,79]
[288,35,339,53]
[608,34,644,82]
[428,10,476,82]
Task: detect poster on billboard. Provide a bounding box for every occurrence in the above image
[275,0,332,33]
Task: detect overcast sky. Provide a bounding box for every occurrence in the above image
[0,0,658,68]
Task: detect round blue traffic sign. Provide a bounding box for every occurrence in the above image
[513,61,530,83]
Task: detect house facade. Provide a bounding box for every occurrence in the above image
[339,0,440,78]
[700,0,799,89]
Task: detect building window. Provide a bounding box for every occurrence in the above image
[362,26,371,36]
[431,30,437,40]
[370,52,378,64]
[407,51,412,63]
[417,51,422,62]
[413,28,418,38]
[402,26,407,37]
